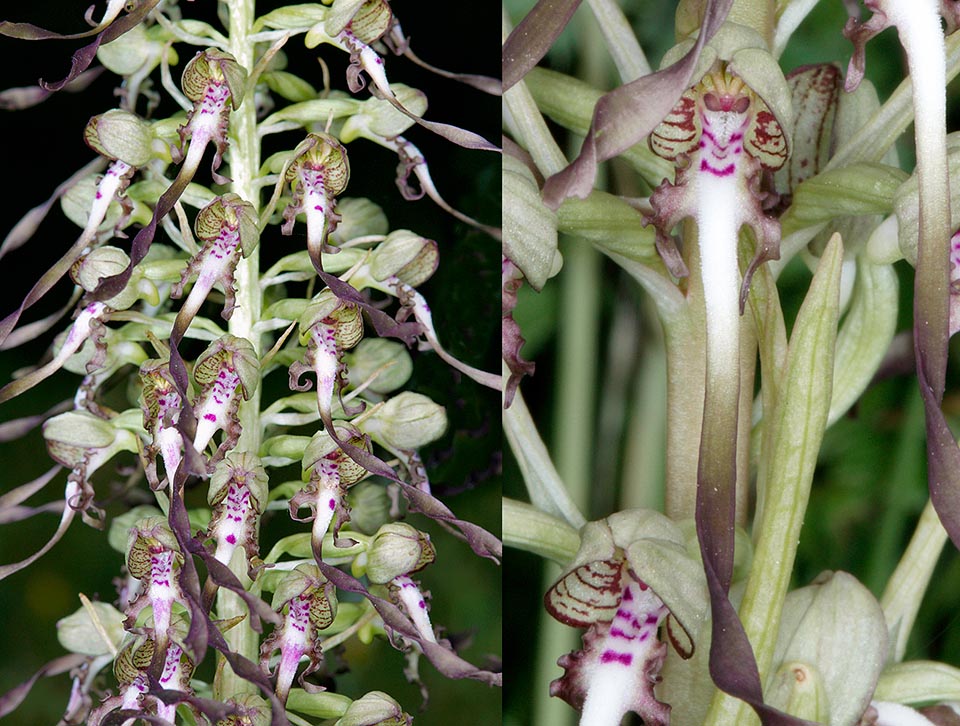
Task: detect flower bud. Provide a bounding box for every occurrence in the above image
[71,246,130,291]
[61,175,124,232]
[84,109,153,167]
[113,634,155,684]
[363,392,447,450]
[343,338,413,395]
[57,601,126,656]
[346,480,392,535]
[334,691,412,726]
[334,197,389,241]
[368,230,438,287]
[365,523,436,584]
[43,410,120,468]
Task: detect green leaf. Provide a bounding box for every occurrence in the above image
[261,70,318,103]
[253,3,328,32]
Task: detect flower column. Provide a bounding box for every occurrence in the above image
[218,0,262,700]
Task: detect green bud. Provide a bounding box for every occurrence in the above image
[56,600,126,656]
[96,23,173,76]
[43,411,120,468]
[772,571,887,726]
[368,230,438,287]
[363,392,447,450]
[343,338,413,395]
[346,480,392,535]
[339,86,426,142]
[70,246,129,291]
[84,109,153,167]
[767,662,826,723]
[334,197,389,241]
[334,691,412,726]
[365,523,436,584]
[503,153,560,291]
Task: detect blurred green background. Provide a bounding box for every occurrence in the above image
[0,1,501,724]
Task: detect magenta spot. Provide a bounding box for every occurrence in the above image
[639,631,650,641]
[645,613,659,625]
[608,628,630,639]
[616,608,632,619]
[733,146,742,154]
[729,132,743,142]
[204,413,217,422]
[622,588,633,601]
[700,159,736,176]
[226,534,236,544]
[600,651,633,665]
[328,499,336,510]
[418,600,426,609]
[698,140,706,149]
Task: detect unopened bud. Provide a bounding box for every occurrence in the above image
[363,392,447,450]
[343,338,413,395]
[369,230,438,287]
[365,523,435,584]
[84,109,153,167]
[335,691,412,726]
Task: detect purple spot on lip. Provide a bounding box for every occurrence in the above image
[645,613,659,624]
[622,588,633,601]
[700,159,736,176]
[418,600,426,609]
[600,651,633,665]
[203,413,217,422]
[328,499,336,510]
[226,534,236,544]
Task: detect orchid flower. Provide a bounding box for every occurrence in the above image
[138,353,185,488]
[292,423,373,561]
[259,563,338,703]
[281,132,351,272]
[204,451,269,576]
[191,335,259,458]
[123,516,186,655]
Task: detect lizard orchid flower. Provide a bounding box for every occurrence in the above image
[293,423,372,561]
[282,133,351,273]
[260,564,338,704]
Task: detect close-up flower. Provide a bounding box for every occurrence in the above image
[505,0,960,724]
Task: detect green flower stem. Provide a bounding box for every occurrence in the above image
[881,498,949,662]
[215,0,262,700]
[706,235,843,726]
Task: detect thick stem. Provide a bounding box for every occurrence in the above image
[215,0,261,700]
